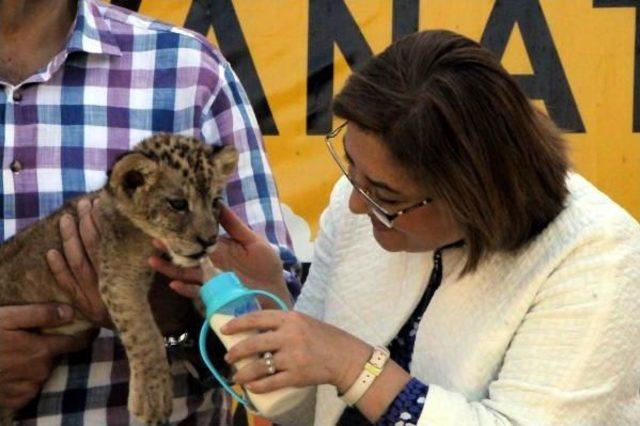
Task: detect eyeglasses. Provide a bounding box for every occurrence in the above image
[325,122,433,228]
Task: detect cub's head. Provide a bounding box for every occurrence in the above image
[107,134,238,267]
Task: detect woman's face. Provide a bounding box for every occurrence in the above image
[344,124,463,252]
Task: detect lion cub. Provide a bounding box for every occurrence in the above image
[0,134,238,425]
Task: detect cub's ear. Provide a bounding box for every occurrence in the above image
[107,153,159,197]
[212,145,239,178]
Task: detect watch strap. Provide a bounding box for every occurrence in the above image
[340,346,390,406]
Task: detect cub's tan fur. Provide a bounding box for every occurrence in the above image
[0,134,238,424]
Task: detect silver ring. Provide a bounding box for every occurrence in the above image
[263,351,276,375]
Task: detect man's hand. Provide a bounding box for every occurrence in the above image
[0,304,94,410]
[46,198,110,327]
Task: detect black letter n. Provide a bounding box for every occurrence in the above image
[307,0,374,135]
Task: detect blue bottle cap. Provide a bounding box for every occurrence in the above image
[199,272,251,320]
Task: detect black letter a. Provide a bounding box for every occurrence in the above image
[481,0,585,132]
[184,0,278,135]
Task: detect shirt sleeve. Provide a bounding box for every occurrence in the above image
[377,377,429,426]
[199,60,300,298]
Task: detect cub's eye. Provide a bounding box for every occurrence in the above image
[212,197,223,210]
[167,198,188,211]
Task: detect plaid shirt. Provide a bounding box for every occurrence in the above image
[1,1,296,424]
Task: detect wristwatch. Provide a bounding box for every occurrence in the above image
[340,346,391,406]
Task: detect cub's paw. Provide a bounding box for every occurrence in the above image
[128,366,173,425]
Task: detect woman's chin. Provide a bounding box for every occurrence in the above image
[371,227,405,252]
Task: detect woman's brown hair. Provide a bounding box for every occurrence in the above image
[333,29,569,273]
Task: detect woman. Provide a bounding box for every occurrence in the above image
[154,30,640,425]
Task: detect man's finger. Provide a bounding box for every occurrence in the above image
[0,304,74,330]
[60,214,97,286]
[47,250,108,326]
[77,200,100,270]
[41,330,94,357]
[46,249,82,302]
[219,205,259,244]
[91,198,103,237]
[77,198,91,217]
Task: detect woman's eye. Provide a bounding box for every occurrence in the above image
[373,194,400,205]
[167,198,188,211]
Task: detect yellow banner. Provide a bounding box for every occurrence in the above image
[118,0,640,261]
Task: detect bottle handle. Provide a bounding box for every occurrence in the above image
[245,290,290,311]
[199,322,251,408]
[198,291,290,409]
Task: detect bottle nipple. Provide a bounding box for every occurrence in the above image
[200,256,222,282]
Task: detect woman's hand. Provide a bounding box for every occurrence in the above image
[221,310,372,394]
[150,204,291,308]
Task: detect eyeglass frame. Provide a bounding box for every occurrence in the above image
[324,121,434,228]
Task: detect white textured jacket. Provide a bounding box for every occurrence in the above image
[294,174,640,425]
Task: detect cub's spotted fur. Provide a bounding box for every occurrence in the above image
[0,134,238,424]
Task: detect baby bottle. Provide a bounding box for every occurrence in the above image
[198,258,312,418]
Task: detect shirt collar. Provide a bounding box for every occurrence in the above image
[66,0,122,57]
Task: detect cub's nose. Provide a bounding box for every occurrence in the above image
[197,235,217,248]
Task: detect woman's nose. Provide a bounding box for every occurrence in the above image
[348,187,369,215]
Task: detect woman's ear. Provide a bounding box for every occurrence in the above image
[213,145,239,178]
[107,153,159,197]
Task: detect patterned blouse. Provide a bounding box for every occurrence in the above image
[338,242,462,425]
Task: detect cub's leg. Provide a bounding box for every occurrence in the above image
[99,262,172,424]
